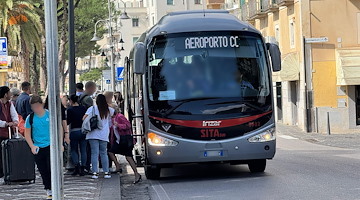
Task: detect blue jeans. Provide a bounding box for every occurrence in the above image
[70,130,87,166]
[88,139,109,173]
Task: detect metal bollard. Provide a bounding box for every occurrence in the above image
[326,112,331,135]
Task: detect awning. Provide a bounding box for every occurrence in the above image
[0,69,8,73]
[272,52,300,82]
[336,48,360,85]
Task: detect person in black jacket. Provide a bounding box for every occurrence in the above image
[15,82,32,119]
[67,94,87,176]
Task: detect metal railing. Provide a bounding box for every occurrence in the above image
[262,0,275,11]
[248,0,264,19]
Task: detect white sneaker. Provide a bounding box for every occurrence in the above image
[104,172,111,179]
[91,173,99,179]
[46,190,52,199]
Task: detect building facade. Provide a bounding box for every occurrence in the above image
[0,57,23,87]
[146,0,205,27]
[240,0,360,133]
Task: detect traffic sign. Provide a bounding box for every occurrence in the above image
[305,37,328,43]
[106,79,111,84]
[102,70,111,80]
[117,66,124,81]
[0,37,8,67]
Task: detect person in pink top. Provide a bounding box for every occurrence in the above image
[108,107,141,184]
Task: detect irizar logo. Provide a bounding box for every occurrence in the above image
[162,124,172,132]
[202,121,222,127]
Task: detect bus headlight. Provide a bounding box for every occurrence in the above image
[148,132,178,146]
[248,128,276,143]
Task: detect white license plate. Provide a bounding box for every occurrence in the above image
[204,150,223,157]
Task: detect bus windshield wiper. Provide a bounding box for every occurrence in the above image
[162,97,221,118]
[208,100,265,113]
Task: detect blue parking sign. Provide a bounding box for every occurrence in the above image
[117,67,124,81]
[0,37,8,67]
[0,37,7,55]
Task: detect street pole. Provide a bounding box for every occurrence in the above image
[108,0,116,91]
[44,0,64,199]
[68,0,76,94]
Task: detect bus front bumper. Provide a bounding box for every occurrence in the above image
[146,137,276,165]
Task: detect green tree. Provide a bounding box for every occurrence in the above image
[74,0,109,58]
[79,68,103,82]
[55,0,109,92]
[0,0,42,87]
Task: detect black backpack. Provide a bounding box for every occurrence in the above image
[29,113,35,137]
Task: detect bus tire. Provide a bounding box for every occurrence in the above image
[248,159,266,173]
[145,166,161,180]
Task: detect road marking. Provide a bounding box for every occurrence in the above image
[278,135,299,140]
[150,180,171,200]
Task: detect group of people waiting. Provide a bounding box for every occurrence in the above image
[0,81,140,200]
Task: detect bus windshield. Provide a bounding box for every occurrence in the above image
[147,31,271,105]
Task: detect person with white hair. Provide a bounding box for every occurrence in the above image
[10,87,21,105]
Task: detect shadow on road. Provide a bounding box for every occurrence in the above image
[157,163,271,183]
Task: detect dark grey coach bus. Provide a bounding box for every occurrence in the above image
[123,10,281,179]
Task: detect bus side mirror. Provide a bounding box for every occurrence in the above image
[134,42,146,74]
[267,43,281,72]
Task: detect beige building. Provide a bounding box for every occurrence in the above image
[241,0,360,133]
[0,57,23,87]
[146,0,205,27]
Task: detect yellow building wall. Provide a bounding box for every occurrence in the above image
[0,72,6,86]
[310,0,360,49]
[255,3,302,57]
[309,0,360,108]
[312,61,338,107]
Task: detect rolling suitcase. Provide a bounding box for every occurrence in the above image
[1,127,35,185]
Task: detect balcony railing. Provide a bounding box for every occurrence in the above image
[262,0,278,13]
[248,0,266,20]
[274,0,294,6]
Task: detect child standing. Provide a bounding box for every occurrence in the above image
[24,96,52,200]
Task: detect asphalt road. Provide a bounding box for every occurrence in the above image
[146,135,360,200]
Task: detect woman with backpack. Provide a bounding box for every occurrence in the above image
[24,96,52,199]
[83,94,115,179]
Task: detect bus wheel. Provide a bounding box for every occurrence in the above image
[145,166,161,180]
[248,159,266,173]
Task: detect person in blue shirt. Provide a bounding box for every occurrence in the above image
[24,95,52,200]
[15,82,32,119]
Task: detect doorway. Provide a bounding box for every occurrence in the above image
[290,81,298,125]
[356,86,360,125]
[276,82,283,122]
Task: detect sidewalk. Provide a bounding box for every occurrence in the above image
[119,157,149,200]
[0,170,121,200]
[276,123,360,150]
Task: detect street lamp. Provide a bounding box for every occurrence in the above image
[120,0,130,19]
[90,19,108,42]
[90,33,101,42]
[119,32,125,43]
[91,0,129,91]
[120,12,130,20]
